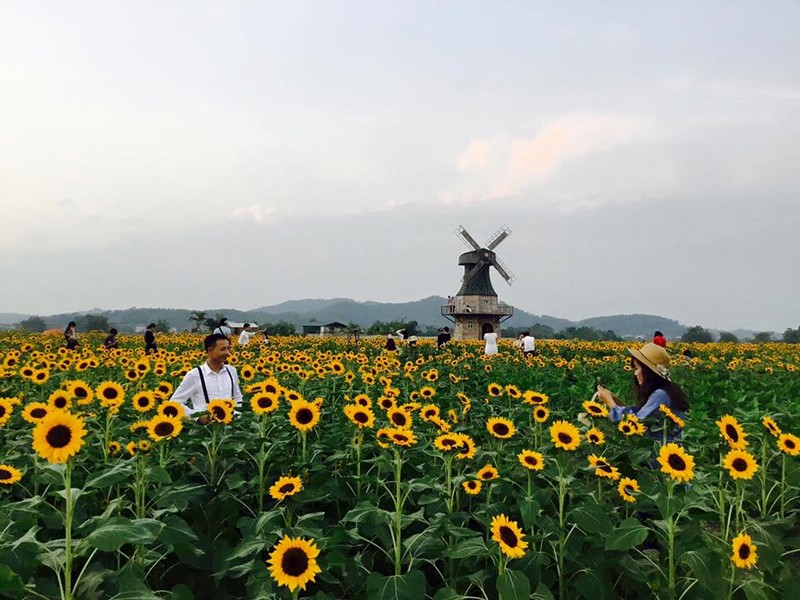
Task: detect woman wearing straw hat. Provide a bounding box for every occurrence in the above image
[596,342,688,442]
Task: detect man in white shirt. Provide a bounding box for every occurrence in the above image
[212,317,232,341]
[170,333,243,419]
[237,323,258,346]
[521,332,536,357]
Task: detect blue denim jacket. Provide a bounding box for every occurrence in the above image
[609,388,684,443]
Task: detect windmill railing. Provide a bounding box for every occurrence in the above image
[441,304,514,316]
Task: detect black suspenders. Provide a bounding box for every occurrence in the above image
[196,366,235,402]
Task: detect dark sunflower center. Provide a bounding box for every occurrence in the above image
[498,525,518,547]
[392,414,407,426]
[732,458,748,471]
[738,544,750,559]
[0,468,12,480]
[394,434,409,443]
[281,547,310,577]
[137,398,149,407]
[31,408,47,418]
[424,410,436,418]
[265,385,277,394]
[558,433,572,444]
[468,482,477,489]
[154,422,174,436]
[598,465,612,474]
[35,372,46,381]
[163,406,178,417]
[624,485,634,495]
[0,406,6,417]
[480,471,494,480]
[75,388,88,398]
[211,406,226,420]
[525,456,538,466]
[46,424,72,448]
[590,434,599,442]
[667,453,686,470]
[493,423,510,436]
[54,398,67,408]
[258,397,274,409]
[786,439,796,449]
[103,389,118,399]
[725,424,739,442]
[354,412,368,424]
[296,408,313,424]
[279,483,296,494]
[442,438,456,447]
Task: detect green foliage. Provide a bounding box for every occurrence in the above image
[719,331,740,343]
[681,325,714,343]
[366,320,419,336]
[784,327,800,344]
[77,314,111,332]
[754,331,774,343]
[153,319,171,333]
[19,316,46,333]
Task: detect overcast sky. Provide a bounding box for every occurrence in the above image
[1,1,798,332]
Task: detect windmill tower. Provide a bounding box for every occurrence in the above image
[442,225,515,341]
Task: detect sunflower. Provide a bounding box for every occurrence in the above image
[731,533,758,569]
[477,464,499,481]
[387,407,412,429]
[462,479,482,495]
[420,404,440,422]
[0,464,23,485]
[108,441,122,455]
[487,417,516,440]
[288,399,321,432]
[146,415,183,442]
[657,443,696,483]
[126,441,139,457]
[491,514,528,559]
[387,428,418,447]
[48,390,73,412]
[22,402,50,423]
[723,449,759,480]
[583,400,609,418]
[31,368,50,385]
[138,440,151,452]
[375,428,392,448]
[658,404,685,428]
[586,427,606,445]
[251,393,281,415]
[617,477,639,503]
[505,385,521,399]
[269,475,304,501]
[344,404,375,429]
[267,536,321,592]
[550,421,580,451]
[518,450,545,471]
[132,391,157,413]
[531,405,549,424]
[588,454,621,480]
[456,434,477,460]
[154,381,174,400]
[378,396,396,411]
[523,391,549,406]
[32,411,87,463]
[778,433,800,456]
[207,399,235,425]
[434,433,464,452]
[0,398,14,426]
[762,416,782,438]
[96,382,125,406]
[158,400,186,419]
[487,383,503,397]
[67,380,93,405]
[716,415,748,450]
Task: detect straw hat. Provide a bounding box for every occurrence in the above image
[628,342,671,380]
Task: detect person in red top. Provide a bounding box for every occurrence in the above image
[652,331,667,348]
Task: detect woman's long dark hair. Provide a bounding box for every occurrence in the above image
[64,321,77,334]
[633,359,689,412]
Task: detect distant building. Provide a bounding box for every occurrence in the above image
[302,322,348,336]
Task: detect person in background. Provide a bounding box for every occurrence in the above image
[213,317,232,341]
[521,331,536,358]
[513,333,524,351]
[436,327,451,349]
[144,323,158,354]
[170,333,243,421]
[596,342,688,442]
[652,331,667,348]
[483,325,499,355]
[238,323,259,346]
[64,321,80,351]
[261,330,271,345]
[103,328,119,350]
[384,332,397,352]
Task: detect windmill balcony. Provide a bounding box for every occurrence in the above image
[441,304,513,317]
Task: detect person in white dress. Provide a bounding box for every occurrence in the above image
[483,325,499,355]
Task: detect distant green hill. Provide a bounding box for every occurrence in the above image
[5,297,696,339]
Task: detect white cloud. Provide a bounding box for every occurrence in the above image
[233,205,276,223]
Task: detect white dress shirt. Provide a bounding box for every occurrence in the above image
[170,362,243,415]
[238,330,256,345]
[522,335,536,353]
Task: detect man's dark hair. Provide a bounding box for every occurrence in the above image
[109,328,118,335]
[654,331,663,337]
[147,323,156,329]
[523,331,530,337]
[204,333,228,351]
[243,323,250,328]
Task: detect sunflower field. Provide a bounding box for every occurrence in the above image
[1,332,800,600]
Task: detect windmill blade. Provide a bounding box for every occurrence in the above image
[455,225,482,251]
[461,255,491,286]
[490,255,515,285]
[486,226,511,250]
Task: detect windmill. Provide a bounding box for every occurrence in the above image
[442,225,515,341]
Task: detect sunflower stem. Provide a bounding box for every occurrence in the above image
[556,456,567,600]
[355,431,363,501]
[718,449,726,531]
[63,461,74,600]
[258,416,269,512]
[393,448,404,576]
[760,436,769,519]
[780,453,787,519]
[445,454,454,513]
[666,478,676,600]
